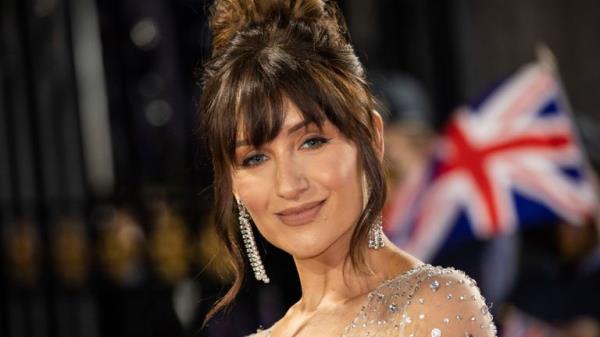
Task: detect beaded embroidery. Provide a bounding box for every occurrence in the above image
[248,264,497,337]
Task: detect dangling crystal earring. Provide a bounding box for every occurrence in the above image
[368,214,385,249]
[236,199,270,284]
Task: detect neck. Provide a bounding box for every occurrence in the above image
[292,231,418,312]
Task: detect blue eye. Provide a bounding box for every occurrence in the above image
[239,137,329,168]
[301,137,330,149]
[241,154,267,167]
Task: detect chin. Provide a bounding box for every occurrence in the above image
[263,219,356,260]
[281,243,324,259]
[280,236,347,261]
[289,248,329,260]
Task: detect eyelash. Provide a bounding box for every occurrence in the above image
[240,136,330,168]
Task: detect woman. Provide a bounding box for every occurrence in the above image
[198,0,497,336]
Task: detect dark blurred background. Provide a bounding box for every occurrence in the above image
[1,0,599,337]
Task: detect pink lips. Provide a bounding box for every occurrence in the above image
[276,199,326,226]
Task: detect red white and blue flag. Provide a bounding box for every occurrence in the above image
[384,62,599,261]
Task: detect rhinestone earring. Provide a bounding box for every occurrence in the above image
[368,214,385,249]
[236,199,270,284]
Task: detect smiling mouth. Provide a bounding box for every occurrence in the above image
[276,199,326,226]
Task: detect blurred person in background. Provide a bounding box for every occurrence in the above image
[369,72,434,225]
[498,217,600,337]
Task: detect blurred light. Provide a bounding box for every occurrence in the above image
[172,279,201,328]
[145,100,172,127]
[130,18,160,50]
[70,0,114,197]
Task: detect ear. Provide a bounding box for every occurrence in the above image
[372,110,385,162]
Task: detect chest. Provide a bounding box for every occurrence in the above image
[270,303,361,337]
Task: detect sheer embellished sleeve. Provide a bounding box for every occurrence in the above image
[402,267,497,337]
[342,264,497,337]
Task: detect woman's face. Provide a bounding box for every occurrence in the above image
[232,100,382,260]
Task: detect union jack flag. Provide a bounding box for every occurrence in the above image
[384,62,599,261]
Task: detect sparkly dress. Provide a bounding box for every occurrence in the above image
[248,264,497,337]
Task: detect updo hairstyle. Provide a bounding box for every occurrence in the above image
[198,0,387,321]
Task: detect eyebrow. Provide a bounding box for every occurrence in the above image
[235,120,314,148]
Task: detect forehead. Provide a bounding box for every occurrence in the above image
[278,101,304,127]
[235,99,321,142]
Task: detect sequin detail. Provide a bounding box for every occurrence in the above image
[340,265,497,337]
[247,264,497,337]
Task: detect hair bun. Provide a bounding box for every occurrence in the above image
[210,0,339,55]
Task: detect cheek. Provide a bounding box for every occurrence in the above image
[308,142,364,224]
[233,174,271,216]
[233,176,282,252]
[312,144,360,192]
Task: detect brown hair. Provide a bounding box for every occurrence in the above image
[198,0,387,323]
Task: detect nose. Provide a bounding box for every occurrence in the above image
[274,156,309,200]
